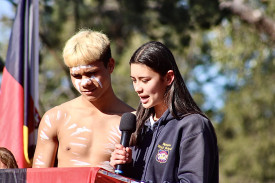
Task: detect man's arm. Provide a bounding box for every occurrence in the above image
[32,110,59,168]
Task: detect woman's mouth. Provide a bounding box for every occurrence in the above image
[139,95,149,104]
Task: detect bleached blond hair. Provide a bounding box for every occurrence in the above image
[63,29,111,67]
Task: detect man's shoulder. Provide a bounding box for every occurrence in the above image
[113,99,135,114]
[43,97,81,118]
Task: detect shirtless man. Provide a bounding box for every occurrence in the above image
[32,30,134,171]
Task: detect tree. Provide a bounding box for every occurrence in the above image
[213,0,275,182]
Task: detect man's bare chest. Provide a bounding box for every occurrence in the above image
[57,117,121,156]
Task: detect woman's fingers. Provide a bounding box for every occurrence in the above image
[125,147,132,163]
[110,144,130,167]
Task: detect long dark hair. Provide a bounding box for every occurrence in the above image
[130,41,206,146]
[0,147,18,168]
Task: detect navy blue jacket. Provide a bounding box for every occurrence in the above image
[124,110,219,183]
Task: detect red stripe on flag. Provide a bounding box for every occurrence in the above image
[0,67,27,168]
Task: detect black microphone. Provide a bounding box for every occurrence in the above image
[115,112,136,175]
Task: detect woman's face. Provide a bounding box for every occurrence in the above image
[130,63,173,115]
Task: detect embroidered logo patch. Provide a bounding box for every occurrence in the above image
[156,142,172,163]
[156,150,169,163]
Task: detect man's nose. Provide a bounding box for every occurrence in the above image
[81,76,93,86]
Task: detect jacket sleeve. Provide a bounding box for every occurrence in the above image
[177,120,218,183]
[119,160,143,181]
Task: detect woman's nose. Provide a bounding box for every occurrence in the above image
[134,83,143,93]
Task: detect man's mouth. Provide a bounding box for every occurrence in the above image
[82,88,96,95]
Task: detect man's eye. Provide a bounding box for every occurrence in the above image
[72,74,81,79]
[86,72,96,77]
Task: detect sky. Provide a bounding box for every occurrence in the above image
[0,0,15,83]
[0,0,14,42]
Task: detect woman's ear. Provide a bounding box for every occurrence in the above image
[165,70,174,86]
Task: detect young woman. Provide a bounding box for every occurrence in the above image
[110,41,219,183]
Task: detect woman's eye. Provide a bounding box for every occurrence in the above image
[142,79,149,83]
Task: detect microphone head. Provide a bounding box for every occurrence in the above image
[119,112,136,132]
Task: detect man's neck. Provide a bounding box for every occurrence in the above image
[80,88,120,114]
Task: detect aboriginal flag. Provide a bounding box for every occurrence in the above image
[0,0,40,168]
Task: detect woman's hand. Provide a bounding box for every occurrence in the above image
[110,144,132,168]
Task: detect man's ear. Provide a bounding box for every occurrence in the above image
[108,58,115,73]
[165,70,174,86]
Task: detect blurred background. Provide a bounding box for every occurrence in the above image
[0,0,274,182]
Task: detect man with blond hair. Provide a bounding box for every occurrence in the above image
[32,29,134,171]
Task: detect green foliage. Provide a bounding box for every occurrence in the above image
[206,6,275,182]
